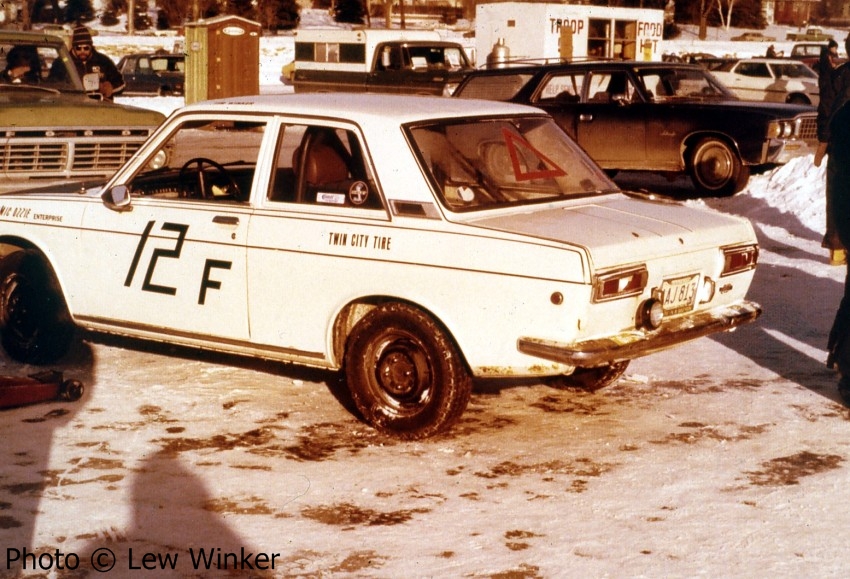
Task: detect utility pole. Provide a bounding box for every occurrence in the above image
[128,0,135,35]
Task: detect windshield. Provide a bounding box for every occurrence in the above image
[408,116,616,212]
[0,40,82,92]
[636,67,734,100]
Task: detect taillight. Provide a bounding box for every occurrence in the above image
[593,266,648,302]
[722,244,758,276]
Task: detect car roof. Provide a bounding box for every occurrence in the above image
[463,60,711,76]
[179,93,546,122]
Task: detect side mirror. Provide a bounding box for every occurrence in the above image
[101,185,133,212]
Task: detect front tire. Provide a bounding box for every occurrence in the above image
[688,137,749,197]
[0,251,74,364]
[344,303,472,440]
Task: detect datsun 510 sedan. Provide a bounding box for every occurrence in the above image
[0,94,761,439]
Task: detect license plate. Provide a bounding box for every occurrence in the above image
[660,274,699,315]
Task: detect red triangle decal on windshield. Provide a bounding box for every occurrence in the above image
[502,128,568,181]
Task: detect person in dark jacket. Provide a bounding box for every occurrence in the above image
[815,40,844,264]
[823,35,850,404]
[66,25,125,100]
[0,45,40,85]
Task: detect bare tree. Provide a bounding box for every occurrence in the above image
[714,0,738,30]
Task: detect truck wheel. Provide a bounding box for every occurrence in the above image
[344,303,472,440]
[0,252,74,364]
[688,137,749,197]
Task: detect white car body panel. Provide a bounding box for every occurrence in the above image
[712,59,820,106]
[0,94,760,379]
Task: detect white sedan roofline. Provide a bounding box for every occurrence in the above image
[182,93,546,123]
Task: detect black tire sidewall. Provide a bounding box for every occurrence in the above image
[0,251,73,364]
[344,303,471,439]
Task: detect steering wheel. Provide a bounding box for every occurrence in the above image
[178,157,242,200]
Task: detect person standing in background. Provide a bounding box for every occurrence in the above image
[66,25,125,100]
[814,39,845,265]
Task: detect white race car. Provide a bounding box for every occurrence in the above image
[0,93,760,438]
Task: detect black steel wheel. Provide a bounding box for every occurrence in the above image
[0,251,74,364]
[688,137,749,197]
[344,303,471,439]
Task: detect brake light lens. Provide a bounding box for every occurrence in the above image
[593,266,648,302]
[722,244,758,276]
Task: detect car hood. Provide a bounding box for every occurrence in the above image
[0,89,164,127]
[465,194,755,268]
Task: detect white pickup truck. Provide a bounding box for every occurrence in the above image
[291,28,474,96]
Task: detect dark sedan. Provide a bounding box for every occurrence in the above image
[454,61,817,196]
[116,51,184,96]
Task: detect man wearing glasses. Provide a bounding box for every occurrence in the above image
[67,25,125,100]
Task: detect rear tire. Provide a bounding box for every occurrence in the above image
[344,303,471,439]
[547,360,630,392]
[688,137,749,197]
[0,251,74,364]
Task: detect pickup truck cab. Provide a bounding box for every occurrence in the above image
[292,28,474,96]
[786,27,834,42]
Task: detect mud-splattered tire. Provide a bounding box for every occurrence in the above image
[0,251,74,364]
[344,303,472,440]
[547,360,630,392]
[688,137,749,197]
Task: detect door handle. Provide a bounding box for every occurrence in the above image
[579,113,594,122]
[213,215,239,225]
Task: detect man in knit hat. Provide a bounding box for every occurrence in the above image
[67,25,125,100]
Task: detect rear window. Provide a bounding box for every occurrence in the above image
[455,73,535,101]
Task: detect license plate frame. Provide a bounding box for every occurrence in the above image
[660,273,699,315]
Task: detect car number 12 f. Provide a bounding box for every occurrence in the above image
[124,220,232,305]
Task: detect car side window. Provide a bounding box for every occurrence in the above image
[737,62,770,78]
[535,73,584,104]
[127,118,267,203]
[267,124,382,210]
[585,72,637,103]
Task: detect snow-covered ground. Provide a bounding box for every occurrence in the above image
[2,13,850,578]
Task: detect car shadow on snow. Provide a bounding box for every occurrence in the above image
[709,226,848,406]
[0,338,96,557]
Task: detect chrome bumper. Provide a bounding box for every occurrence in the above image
[770,138,817,165]
[517,301,762,367]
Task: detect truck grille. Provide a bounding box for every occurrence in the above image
[0,129,152,179]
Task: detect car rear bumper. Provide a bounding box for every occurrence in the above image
[517,300,762,367]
